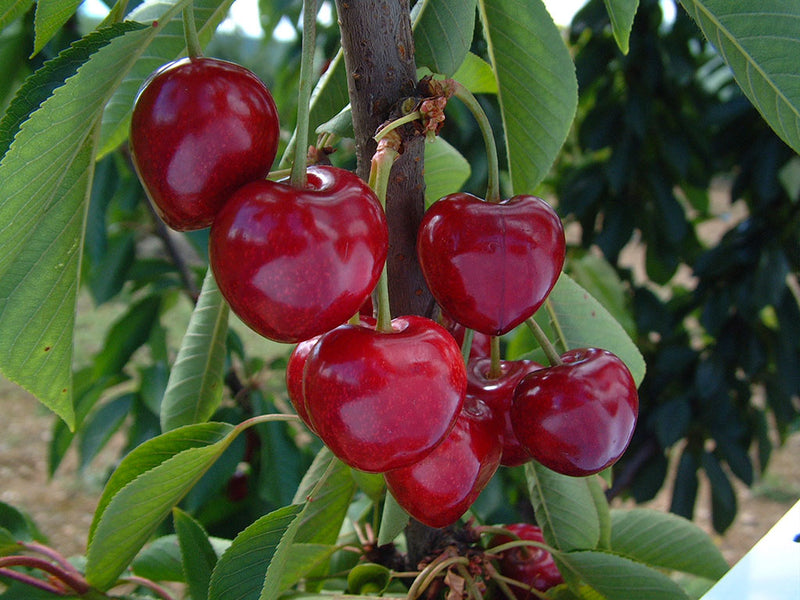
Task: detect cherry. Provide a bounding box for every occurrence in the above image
[130,57,279,231]
[440,311,492,359]
[466,357,543,467]
[303,316,466,473]
[384,395,501,528]
[209,165,388,343]
[417,193,565,336]
[492,523,563,597]
[511,348,638,477]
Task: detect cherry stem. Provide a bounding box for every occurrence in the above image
[182,3,202,59]
[0,567,69,595]
[460,328,475,364]
[488,567,549,600]
[484,562,519,600]
[525,317,563,366]
[455,562,484,600]
[290,0,318,188]
[0,555,89,595]
[368,136,400,333]
[544,298,568,353]
[374,110,422,143]
[449,80,500,203]
[489,335,502,378]
[407,554,470,599]
[115,576,176,600]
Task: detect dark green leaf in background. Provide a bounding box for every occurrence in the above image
[0,0,34,31]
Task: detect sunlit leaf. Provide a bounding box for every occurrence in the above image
[603,0,639,54]
[478,0,578,193]
[161,269,229,431]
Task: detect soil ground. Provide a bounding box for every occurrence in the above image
[1,375,798,567]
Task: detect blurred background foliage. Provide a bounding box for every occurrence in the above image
[0,0,797,540]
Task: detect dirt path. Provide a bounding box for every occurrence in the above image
[1,376,798,565]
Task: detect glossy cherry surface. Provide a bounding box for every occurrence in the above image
[492,523,563,597]
[384,395,501,528]
[417,193,565,336]
[466,357,543,467]
[130,57,279,230]
[303,316,466,473]
[286,335,320,431]
[210,165,388,343]
[511,348,638,477]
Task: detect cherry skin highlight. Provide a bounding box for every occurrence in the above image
[511,348,639,477]
[209,165,388,344]
[384,395,502,528]
[466,357,543,467]
[130,57,279,230]
[303,316,466,473]
[418,193,565,336]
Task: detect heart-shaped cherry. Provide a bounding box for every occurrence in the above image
[384,395,501,528]
[303,316,466,473]
[511,348,638,477]
[130,57,279,231]
[466,357,543,467]
[210,165,388,343]
[417,193,565,335]
[491,523,563,597]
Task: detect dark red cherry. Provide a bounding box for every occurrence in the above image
[303,316,466,473]
[466,357,543,467]
[511,348,639,477]
[492,523,564,597]
[418,193,565,335]
[130,57,279,230]
[209,165,388,343]
[384,396,502,528]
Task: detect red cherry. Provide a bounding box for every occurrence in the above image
[130,57,279,230]
[466,357,543,467]
[511,348,639,477]
[440,311,492,359]
[492,523,563,596]
[209,165,388,343]
[303,316,466,473]
[417,193,565,336]
[384,396,501,528]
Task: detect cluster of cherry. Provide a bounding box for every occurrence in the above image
[130,57,638,533]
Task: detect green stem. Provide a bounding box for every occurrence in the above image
[525,317,563,366]
[450,81,500,202]
[368,141,400,333]
[461,328,475,365]
[182,3,202,59]
[374,110,422,143]
[290,0,318,188]
[455,562,484,600]
[544,298,568,353]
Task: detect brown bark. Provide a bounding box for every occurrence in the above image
[334,0,432,318]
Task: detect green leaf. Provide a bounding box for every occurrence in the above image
[555,550,690,600]
[0,21,156,430]
[174,507,218,600]
[452,52,498,94]
[702,451,737,533]
[378,491,410,546]
[525,462,600,552]
[132,535,186,583]
[85,423,239,590]
[0,526,18,555]
[32,0,83,56]
[681,0,800,154]
[0,0,34,31]
[160,269,229,432]
[423,136,471,207]
[78,393,135,471]
[478,0,578,193]
[347,563,392,595]
[0,501,42,542]
[547,273,646,386]
[91,294,162,378]
[412,0,477,76]
[278,544,338,592]
[98,0,237,157]
[208,504,304,600]
[586,477,611,550]
[88,422,235,542]
[603,0,639,54]
[609,508,729,580]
